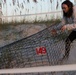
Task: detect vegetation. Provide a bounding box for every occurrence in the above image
[0,19,61,31]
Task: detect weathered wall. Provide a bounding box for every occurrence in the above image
[0,0,75,23]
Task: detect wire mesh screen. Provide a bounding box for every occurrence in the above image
[0,23,71,69]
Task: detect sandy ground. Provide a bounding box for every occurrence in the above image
[0,24,47,47]
[67,41,76,63]
[62,40,76,64]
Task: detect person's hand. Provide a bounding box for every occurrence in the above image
[51,29,57,35]
[61,26,66,31]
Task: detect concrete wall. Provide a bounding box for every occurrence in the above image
[0,0,75,23]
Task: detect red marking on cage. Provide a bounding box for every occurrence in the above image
[36,47,47,55]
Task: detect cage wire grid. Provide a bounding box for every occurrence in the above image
[0,23,76,75]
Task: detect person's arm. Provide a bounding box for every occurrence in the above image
[54,17,66,30]
[51,18,66,35]
[64,23,76,30]
[64,15,76,30]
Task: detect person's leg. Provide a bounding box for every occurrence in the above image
[64,31,76,58]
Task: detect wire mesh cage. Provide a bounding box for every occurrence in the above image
[0,23,71,69]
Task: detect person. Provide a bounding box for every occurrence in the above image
[52,0,76,59]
